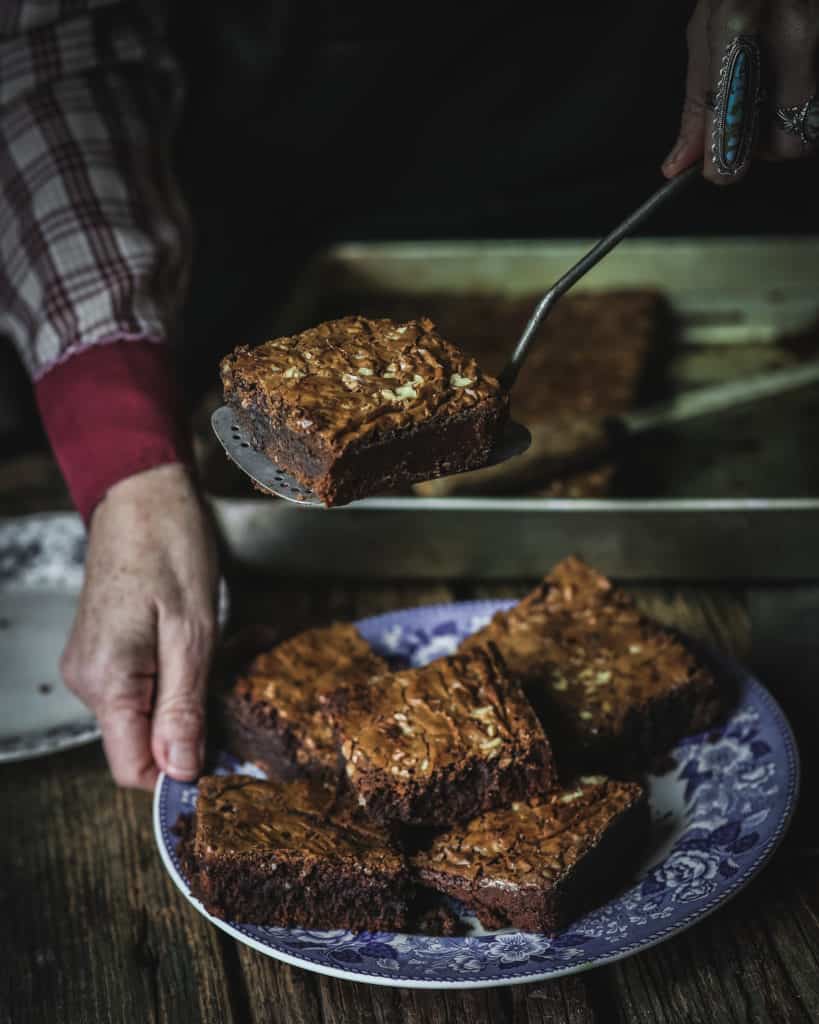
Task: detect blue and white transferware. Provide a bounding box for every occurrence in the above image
[155,600,798,989]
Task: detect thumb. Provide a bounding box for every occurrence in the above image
[663,3,710,177]
[151,611,215,781]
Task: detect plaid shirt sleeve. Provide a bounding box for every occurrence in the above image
[0,1,193,521]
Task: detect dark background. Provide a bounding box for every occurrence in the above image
[170,1,819,398]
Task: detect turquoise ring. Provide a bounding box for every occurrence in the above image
[710,35,763,176]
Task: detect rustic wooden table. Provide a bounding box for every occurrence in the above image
[2,575,818,1024]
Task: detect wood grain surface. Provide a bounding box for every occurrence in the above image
[2,579,817,1024]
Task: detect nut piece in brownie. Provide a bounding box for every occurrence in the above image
[178,774,412,931]
[412,775,648,933]
[220,315,509,506]
[459,557,721,771]
[220,623,388,780]
[328,645,556,827]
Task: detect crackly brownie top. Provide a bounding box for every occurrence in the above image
[220,315,505,448]
[413,775,644,888]
[331,646,548,785]
[313,292,661,424]
[193,774,403,872]
[459,556,715,737]
[230,623,388,772]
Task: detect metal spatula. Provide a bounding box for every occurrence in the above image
[212,166,700,506]
[210,407,532,503]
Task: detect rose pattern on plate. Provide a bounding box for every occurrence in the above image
[157,600,798,985]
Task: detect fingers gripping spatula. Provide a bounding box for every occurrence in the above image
[212,168,701,506]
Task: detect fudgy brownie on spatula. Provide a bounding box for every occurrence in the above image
[220,315,508,505]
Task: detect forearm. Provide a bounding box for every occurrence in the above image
[0,2,192,520]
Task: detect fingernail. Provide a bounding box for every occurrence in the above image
[663,142,683,168]
[168,740,200,779]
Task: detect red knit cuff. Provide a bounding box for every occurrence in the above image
[35,341,192,523]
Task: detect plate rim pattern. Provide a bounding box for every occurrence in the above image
[154,599,799,989]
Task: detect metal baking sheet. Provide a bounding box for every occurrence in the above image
[206,237,819,580]
[274,236,819,346]
[209,496,819,581]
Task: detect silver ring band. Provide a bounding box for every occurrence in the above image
[774,95,819,147]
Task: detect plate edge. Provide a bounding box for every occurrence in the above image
[152,602,802,988]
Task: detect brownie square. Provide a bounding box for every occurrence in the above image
[459,557,721,771]
[220,623,388,780]
[328,645,557,826]
[220,315,509,505]
[178,774,412,931]
[412,775,648,933]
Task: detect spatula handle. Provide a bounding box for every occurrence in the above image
[498,164,701,393]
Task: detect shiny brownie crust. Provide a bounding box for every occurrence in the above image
[178,775,412,931]
[220,316,508,505]
[328,645,556,827]
[219,623,388,780]
[412,776,648,933]
[460,557,722,772]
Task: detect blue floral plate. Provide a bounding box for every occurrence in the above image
[154,600,799,989]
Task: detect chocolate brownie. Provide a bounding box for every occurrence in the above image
[532,463,615,498]
[220,315,509,505]
[412,775,648,933]
[328,645,557,826]
[220,623,388,780]
[178,774,412,931]
[460,557,721,771]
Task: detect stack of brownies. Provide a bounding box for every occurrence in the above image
[180,556,722,935]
